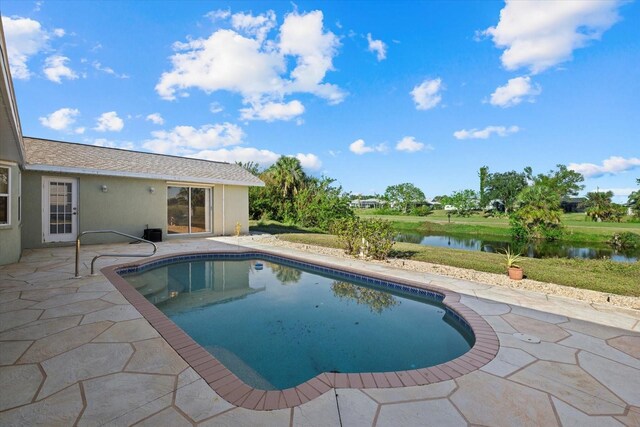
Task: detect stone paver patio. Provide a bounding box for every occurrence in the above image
[0,238,638,426]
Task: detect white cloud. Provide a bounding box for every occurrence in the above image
[53,28,65,37]
[142,123,245,155]
[154,137,321,171]
[569,156,640,178]
[75,127,85,134]
[189,146,321,171]
[231,10,276,43]
[349,139,387,155]
[43,55,78,83]
[2,16,49,79]
[597,188,635,198]
[453,125,520,140]
[396,136,431,152]
[156,29,285,100]
[240,100,304,122]
[92,61,129,79]
[193,146,279,166]
[489,76,541,107]
[156,10,344,120]
[39,108,80,131]
[92,138,135,150]
[94,111,124,132]
[295,153,322,171]
[209,102,224,114]
[482,0,623,74]
[279,11,344,103]
[410,78,443,110]
[145,113,164,125]
[367,33,387,61]
[205,9,231,21]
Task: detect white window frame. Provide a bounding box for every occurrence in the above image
[17,170,21,224]
[42,176,79,242]
[0,166,10,227]
[166,185,212,235]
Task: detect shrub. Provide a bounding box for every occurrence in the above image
[609,232,640,250]
[367,207,400,215]
[510,183,564,241]
[295,178,353,230]
[331,217,395,260]
[360,218,395,260]
[410,206,433,217]
[331,217,361,256]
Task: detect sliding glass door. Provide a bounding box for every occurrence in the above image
[167,186,211,234]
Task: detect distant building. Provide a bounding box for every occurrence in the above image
[350,198,386,209]
[484,199,505,212]
[561,197,587,213]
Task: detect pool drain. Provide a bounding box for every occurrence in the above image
[513,333,541,344]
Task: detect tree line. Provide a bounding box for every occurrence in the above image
[238,157,353,231]
[358,166,639,242]
[240,157,639,245]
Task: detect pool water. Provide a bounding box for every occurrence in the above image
[124,257,474,390]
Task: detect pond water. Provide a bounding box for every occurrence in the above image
[395,232,639,263]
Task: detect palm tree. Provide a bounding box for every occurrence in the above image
[583,190,615,222]
[266,156,307,200]
[513,183,563,240]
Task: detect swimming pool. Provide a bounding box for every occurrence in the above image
[105,250,498,410]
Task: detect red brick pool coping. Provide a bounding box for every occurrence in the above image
[102,249,499,411]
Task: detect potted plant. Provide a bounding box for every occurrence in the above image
[501,247,524,280]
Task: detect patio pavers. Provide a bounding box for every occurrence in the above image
[451,370,559,426]
[379,398,468,427]
[0,238,638,426]
[0,364,43,411]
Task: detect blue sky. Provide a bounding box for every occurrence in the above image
[2,1,639,201]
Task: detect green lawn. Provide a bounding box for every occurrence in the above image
[357,210,640,244]
[250,216,639,296]
[274,232,640,297]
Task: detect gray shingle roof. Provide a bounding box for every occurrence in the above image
[23,137,264,186]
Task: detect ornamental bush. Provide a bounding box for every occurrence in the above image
[331,217,361,256]
[331,217,395,260]
[360,218,396,260]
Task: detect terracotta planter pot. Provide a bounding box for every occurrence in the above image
[508,267,523,280]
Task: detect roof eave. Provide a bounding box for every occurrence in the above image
[0,20,26,165]
[24,164,265,187]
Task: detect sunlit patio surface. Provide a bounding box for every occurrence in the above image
[0,237,638,426]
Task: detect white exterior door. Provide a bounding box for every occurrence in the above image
[43,177,78,242]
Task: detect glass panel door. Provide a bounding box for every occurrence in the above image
[43,177,78,242]
[167,186,211,234]
[167,186,189,234]
[190,188,210,233]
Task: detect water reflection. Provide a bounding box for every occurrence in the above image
[331,281,400,314]
[124,260,264,313]
[267,263,303,284]
[395,233,639,263]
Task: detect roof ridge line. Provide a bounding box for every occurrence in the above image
[23,136,232,166]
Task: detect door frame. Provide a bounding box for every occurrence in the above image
[42,176,78,243]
